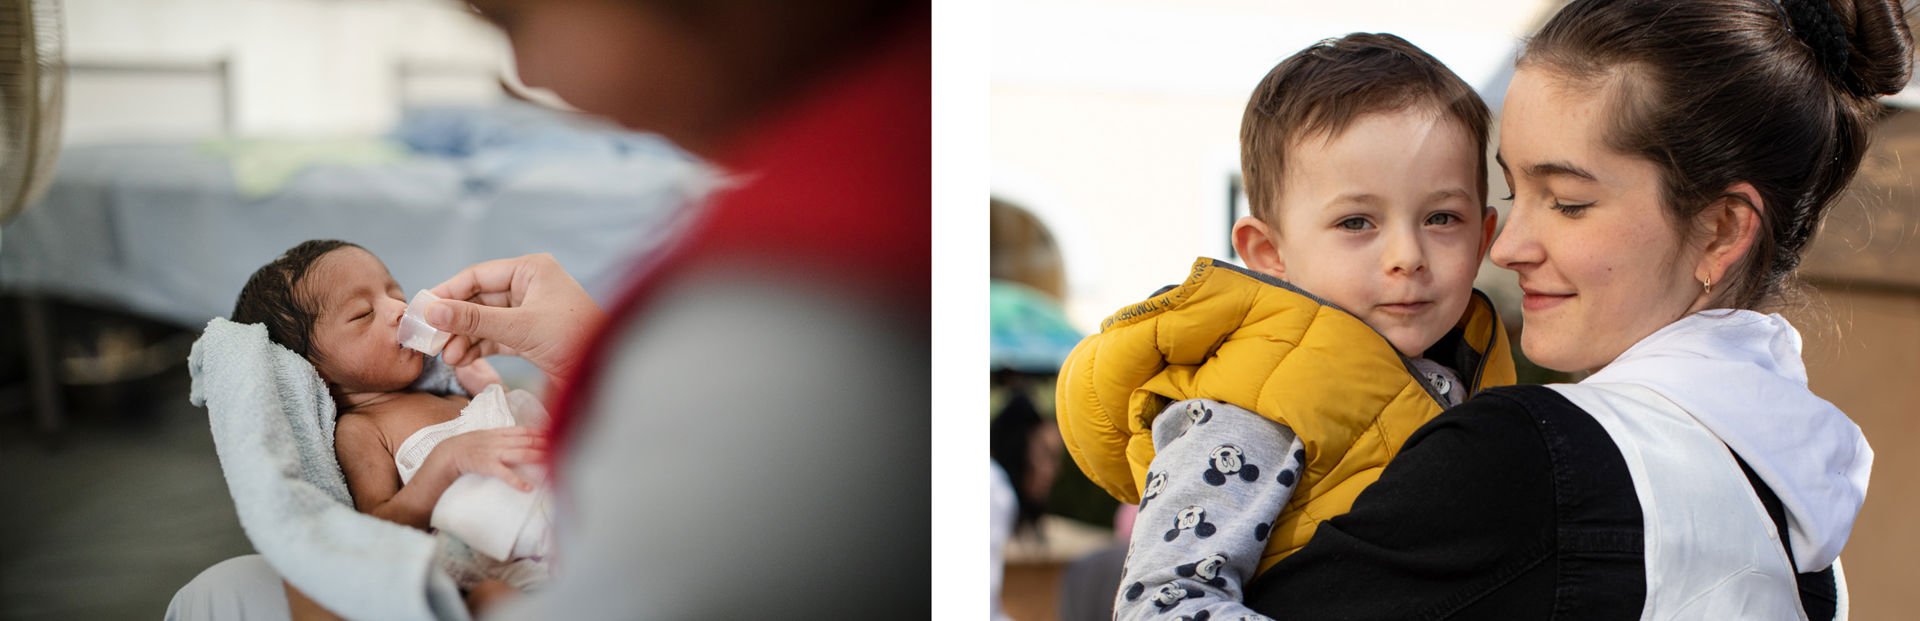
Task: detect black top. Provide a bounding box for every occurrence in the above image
[1242,385,1837,619]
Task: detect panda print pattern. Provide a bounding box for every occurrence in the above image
[1112,399,1307,621]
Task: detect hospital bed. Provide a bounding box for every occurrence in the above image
[0,56,715,619]
[0,57,717,405]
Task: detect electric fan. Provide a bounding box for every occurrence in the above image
[0,0,62,236]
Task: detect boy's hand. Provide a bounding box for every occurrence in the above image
[432,427,545,491]
[453,358,503,395]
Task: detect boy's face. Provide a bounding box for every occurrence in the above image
[1237,107,1496,357]
[301,247,422,393]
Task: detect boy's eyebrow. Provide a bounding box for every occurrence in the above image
[1321,190,1470,209]
[1495,152,1598,182]
[1322,192,1386,208]
[1425,188,1473,205]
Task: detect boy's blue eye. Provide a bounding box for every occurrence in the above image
[1426,213,1460,226]
[1336,217,1372,231]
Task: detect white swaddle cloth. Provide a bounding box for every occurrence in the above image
[395,384,554,563]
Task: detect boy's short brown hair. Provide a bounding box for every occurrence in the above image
[1241,33,1491,224]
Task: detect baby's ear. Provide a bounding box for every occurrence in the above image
[1232,216,1286,279]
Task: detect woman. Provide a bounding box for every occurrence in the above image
[1233,0,1909,618]
[418,1,929,617]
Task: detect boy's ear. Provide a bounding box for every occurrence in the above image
[1232,216,1286,279]
[1479,204,1499,260]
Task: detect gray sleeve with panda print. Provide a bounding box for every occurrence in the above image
[1113,399,1305,621]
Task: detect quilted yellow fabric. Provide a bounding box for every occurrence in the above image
[1056,257,1515,571]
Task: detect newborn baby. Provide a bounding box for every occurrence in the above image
[231,239,553,574]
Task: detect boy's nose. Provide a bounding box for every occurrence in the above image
[1384,230,1427,275]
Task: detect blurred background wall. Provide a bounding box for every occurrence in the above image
[62,0,508,142]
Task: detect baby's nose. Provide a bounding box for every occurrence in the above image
[384,298,408,325]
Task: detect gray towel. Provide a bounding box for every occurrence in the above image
[187,317,470,621]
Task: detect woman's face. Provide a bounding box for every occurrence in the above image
[468,0,733,151]
[1491,67,1707,373]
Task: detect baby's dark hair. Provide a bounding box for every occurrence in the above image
[232,240,361,360]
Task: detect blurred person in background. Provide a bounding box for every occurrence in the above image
[993,196,1131,620]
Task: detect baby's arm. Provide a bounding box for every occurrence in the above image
[335,414,435,529]
[334,414,542,530]
[1114,399,1306,621]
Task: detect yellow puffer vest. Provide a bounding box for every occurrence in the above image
[1056,258,1515,573]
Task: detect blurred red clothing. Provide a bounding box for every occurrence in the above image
[548,12,929,462]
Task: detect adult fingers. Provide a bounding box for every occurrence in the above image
[464,290,515,309]
[441,334,475,367]
[427,298,523,344]
[429,254,545,303]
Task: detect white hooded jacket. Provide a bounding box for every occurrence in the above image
[1550,310,1868,619]
[1585,309,1870,571]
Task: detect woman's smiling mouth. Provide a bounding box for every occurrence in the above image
[1520,286,1576,312]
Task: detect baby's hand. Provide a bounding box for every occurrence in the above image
[453,358,503,395]
[434,427,545,491]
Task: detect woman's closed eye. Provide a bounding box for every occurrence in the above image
[1550,201,1593,217]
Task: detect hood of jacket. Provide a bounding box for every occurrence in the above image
[1584,309,1871,572]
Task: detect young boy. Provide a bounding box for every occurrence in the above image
[231,240,552,591]
[1054,33,1517,620]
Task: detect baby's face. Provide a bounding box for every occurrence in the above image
[300,247,422,393]
[1263,107,1493,357]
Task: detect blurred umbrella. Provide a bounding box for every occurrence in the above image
[991,279,1084,374]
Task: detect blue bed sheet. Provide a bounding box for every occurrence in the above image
[0,104,718,340]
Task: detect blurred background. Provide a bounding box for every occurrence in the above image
[990,1,1920,620]
[0,0,714,618]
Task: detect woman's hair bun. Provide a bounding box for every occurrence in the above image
[1832,0,1914,97]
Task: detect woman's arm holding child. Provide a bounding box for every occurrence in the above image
[335,416,544,530]
[1114,399,1305,621]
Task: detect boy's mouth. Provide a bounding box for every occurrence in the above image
[1375,301,1432,315]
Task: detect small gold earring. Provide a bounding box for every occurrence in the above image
[1703,275,1713,294]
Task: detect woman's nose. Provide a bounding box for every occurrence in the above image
[1490,206,1540,270]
